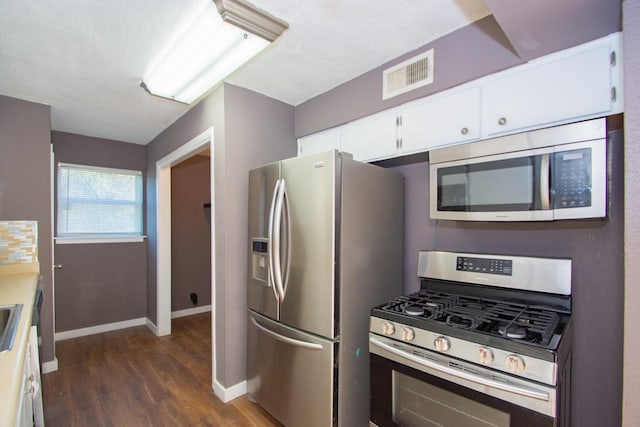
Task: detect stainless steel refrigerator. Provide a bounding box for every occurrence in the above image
[247,150,404,427]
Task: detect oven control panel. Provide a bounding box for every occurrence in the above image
[456,256,513,276]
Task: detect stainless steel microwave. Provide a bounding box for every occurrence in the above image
[429,118,608,221]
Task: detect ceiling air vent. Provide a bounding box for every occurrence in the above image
[383,49,434,100]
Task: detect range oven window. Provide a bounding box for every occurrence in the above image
[393,371,510,427]
[437,156,538,212]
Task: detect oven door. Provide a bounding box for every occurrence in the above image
[369,335,558,427]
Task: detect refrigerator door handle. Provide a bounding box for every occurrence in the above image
[267,178,280,302]
[280,179,292,298]
[250,316,324,350]
[273,179,286,302]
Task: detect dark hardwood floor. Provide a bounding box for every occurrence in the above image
[42,313,282,426]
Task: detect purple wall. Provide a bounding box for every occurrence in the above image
[295,15,523,138]
[51,131,147,331]
[388,124,624,427]
[171,155,211,312]
[146,83,295,387]
[622,2,640,425]
[485,0,621,61]
[0,95,55,364]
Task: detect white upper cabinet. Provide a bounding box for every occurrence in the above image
[296,33,623,163]
[400,85,481,153]
[297,127,342,157]
[341,108,399,162]
[484,35,621,137]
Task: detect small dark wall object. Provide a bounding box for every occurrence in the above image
[189,293,198,305]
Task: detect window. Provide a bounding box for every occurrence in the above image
[57,163,143,240]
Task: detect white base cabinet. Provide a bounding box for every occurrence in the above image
[15,326,43,427]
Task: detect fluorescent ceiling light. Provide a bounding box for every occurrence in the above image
[142,0,287,104]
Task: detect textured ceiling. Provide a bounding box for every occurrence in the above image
[0,0,490,144]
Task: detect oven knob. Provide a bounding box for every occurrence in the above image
[381,322,395,336]
[476,347,494,365]
[434,336,450,352]
[401,327,415,342]
[505,354,526,374]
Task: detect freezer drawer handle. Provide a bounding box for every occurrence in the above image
[251,317,324,350]
[370,336,549,401]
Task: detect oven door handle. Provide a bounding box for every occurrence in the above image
[370,336,550,402]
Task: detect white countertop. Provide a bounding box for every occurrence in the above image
[0,263,39,426]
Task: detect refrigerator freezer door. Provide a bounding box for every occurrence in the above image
[248,163,280,321]
[279,151,338,339]
[247,311,336,427]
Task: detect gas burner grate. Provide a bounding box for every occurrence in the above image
[374,290,564,346]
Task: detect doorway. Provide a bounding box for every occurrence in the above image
[155,127,215,357]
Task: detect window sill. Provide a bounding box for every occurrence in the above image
[55,236,146,245]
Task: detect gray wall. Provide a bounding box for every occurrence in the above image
[146,83,295,387]
[622,2,640,426]
[51,131,147,331]
[171,155,211,312]
[0,95,55,363]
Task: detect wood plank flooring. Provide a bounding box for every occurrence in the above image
[42,313,282,427]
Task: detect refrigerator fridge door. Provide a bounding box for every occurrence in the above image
[247,311,336,427]
[279,151,338,339]
[248,162,280,321]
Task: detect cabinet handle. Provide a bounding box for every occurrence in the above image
[461,127,469,135]
[498,117,507,126]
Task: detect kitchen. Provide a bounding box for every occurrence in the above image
[0,1,638,426]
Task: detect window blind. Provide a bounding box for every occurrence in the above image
[57,163,143,237]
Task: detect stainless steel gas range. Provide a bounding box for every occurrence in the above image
[369,251,573,427]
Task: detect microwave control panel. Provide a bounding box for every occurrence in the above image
[553,148,592,209]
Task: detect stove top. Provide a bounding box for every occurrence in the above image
[369,251,573,385]
[371,288,568,351]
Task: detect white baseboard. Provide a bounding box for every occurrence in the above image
[42,358,59,374]
[213,379,247,403]
[54,317,147,341]
[145,318,158,335]
[171,304,212,319]
[54,309,211,342]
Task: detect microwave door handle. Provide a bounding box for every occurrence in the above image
[369,336,550,402]
[267,179,280,302]
[540,153,551,210]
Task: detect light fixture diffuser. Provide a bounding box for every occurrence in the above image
[142,0,287,104]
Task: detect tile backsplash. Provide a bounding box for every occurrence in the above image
[0,221,38,264]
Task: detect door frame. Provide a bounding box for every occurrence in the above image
[155,127,215,337]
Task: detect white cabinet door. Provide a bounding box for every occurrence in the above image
[341,109,399,162]
[27,326,44,427]
[485,43,613,136]
[297,127,341,157]
[400,86,481,153]
[15,354,33,427]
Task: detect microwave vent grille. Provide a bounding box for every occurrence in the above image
[383,49,434,100]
